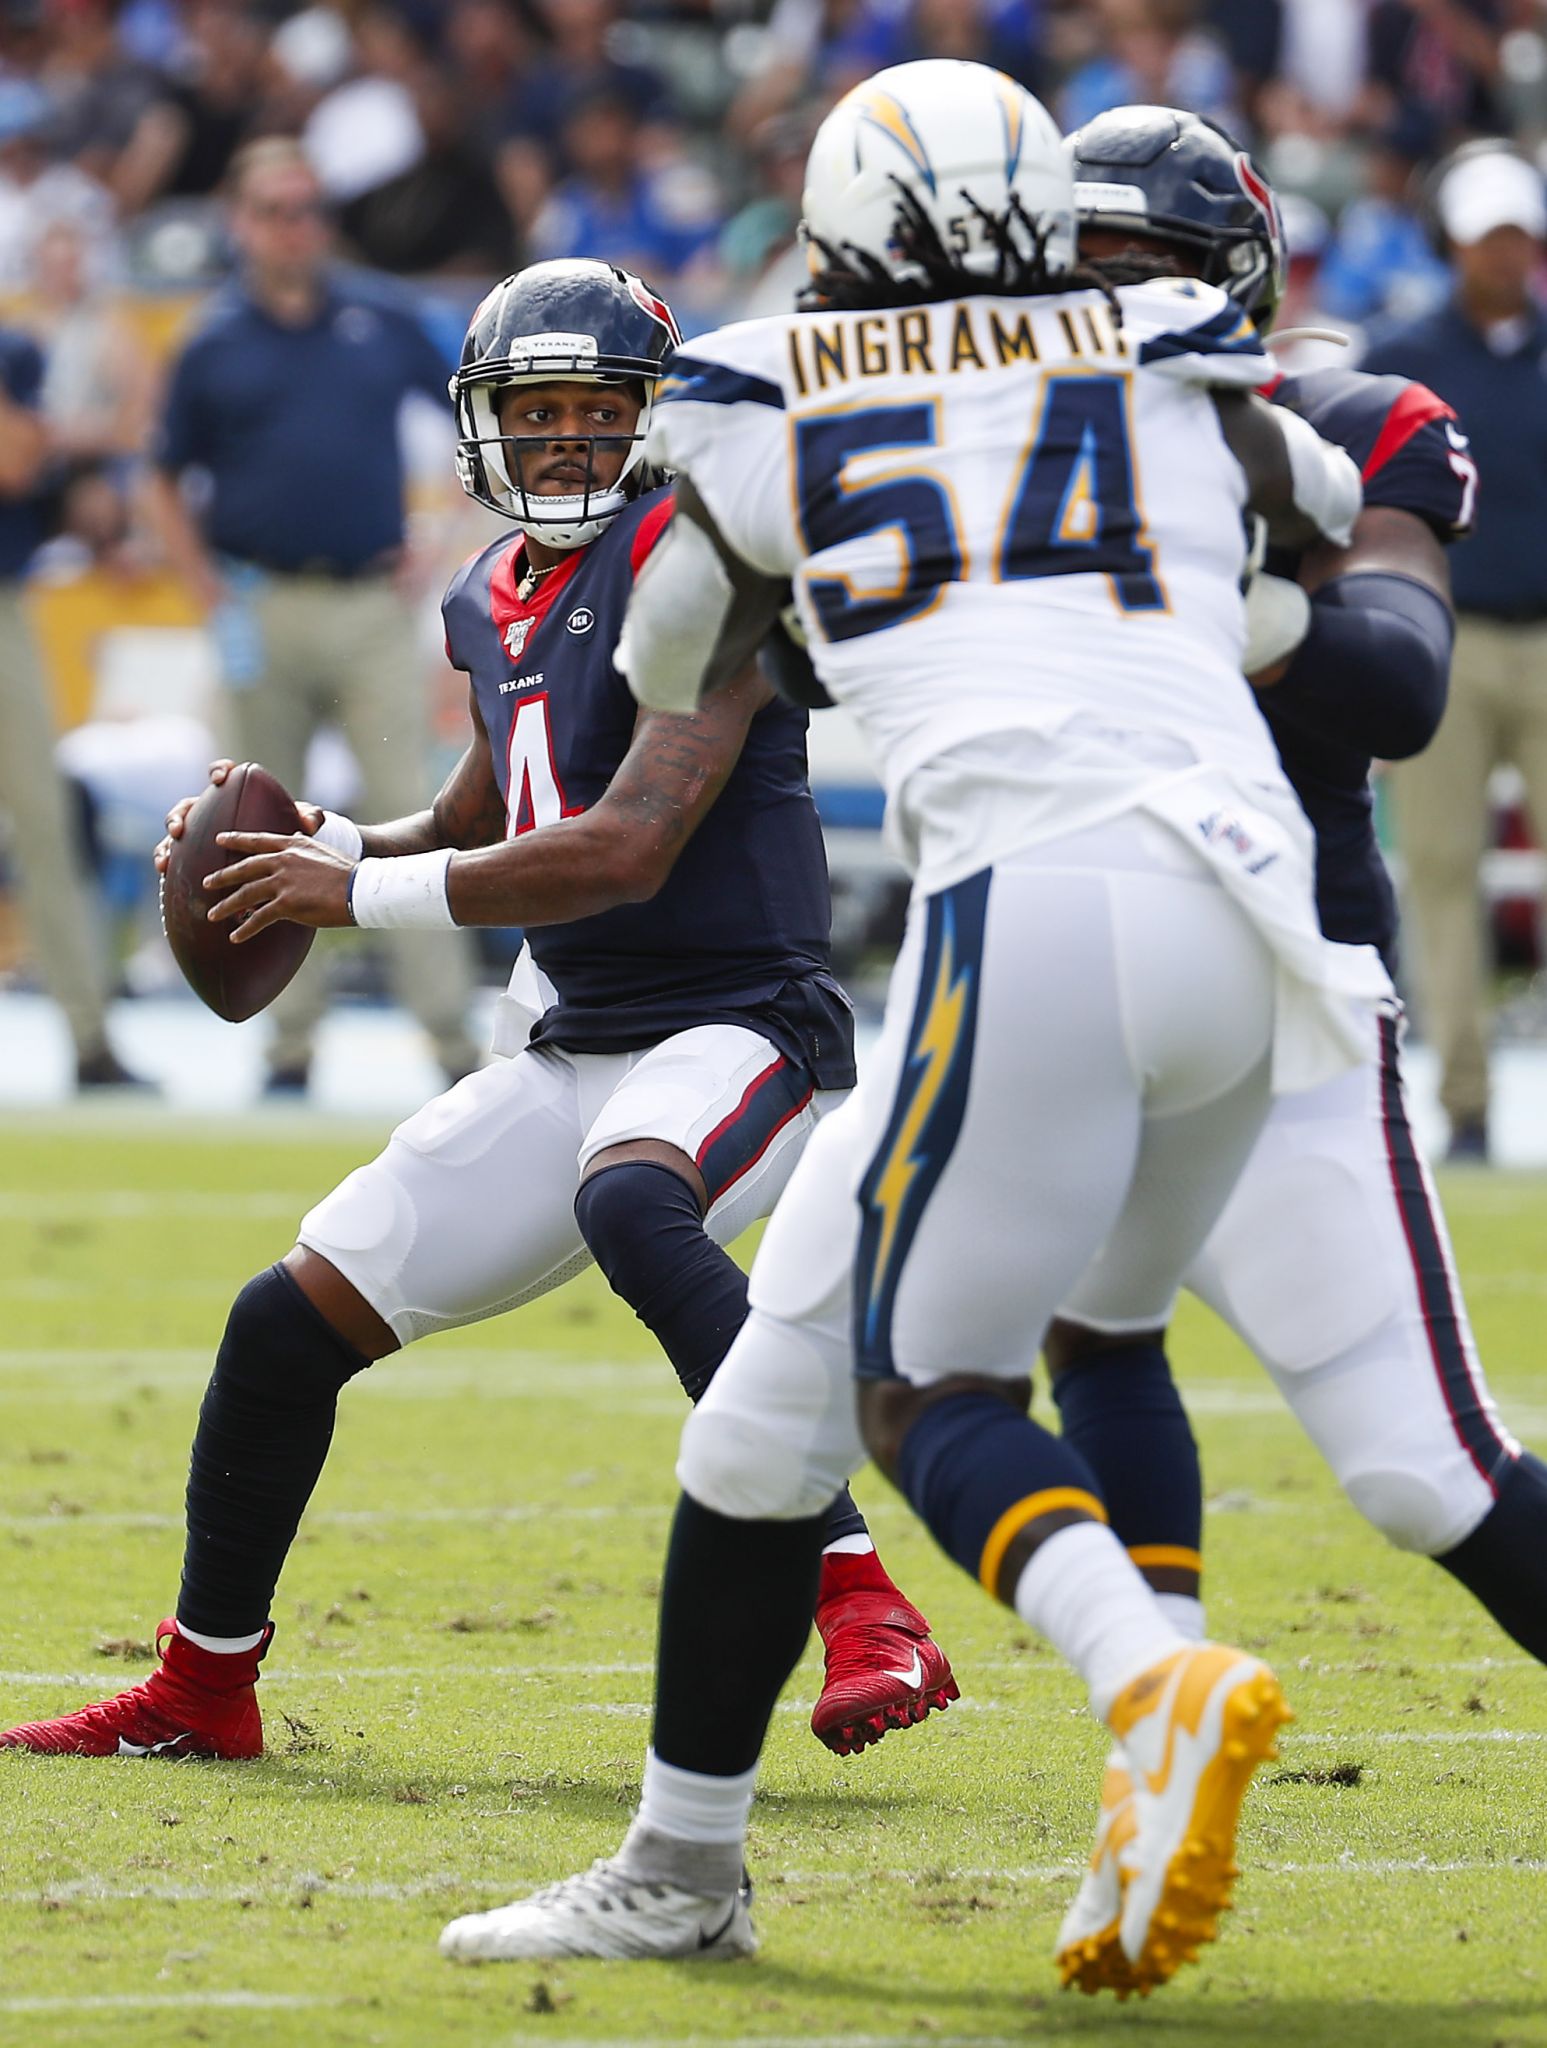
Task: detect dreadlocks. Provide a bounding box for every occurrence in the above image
[799,176,1123,323]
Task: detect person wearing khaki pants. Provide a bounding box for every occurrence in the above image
[1363,144,1547,1160]
[223,570,479,1080]
[144,137,478,1092]
[1391,615,1547,1148]
[0,327,147,1091]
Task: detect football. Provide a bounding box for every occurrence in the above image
[160,762,316,1022]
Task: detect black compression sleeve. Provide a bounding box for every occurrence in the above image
[1263,571,1453,761]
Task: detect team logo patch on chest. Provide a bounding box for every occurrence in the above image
[505,617,535,661]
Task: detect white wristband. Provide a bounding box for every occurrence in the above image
[348,851,456,929]
[1277,405,1362,549]
[312,810,364,862]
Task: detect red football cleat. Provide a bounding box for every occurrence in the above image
[0,1619,271,1758]
[810,1550,959,1756]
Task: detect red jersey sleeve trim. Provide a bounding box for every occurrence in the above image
[630,494,677,576]
[1362,383,1454,483]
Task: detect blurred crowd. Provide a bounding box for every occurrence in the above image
[0,0,1538,332]
[5,0,1547,1111]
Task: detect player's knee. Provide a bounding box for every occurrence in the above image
[216,1264,370,1407]
[677,1401,843,1522]
[1340,1463,1462,1555]
[575,1160,700,1300]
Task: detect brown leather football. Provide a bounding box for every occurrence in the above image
[161,763,316,1022]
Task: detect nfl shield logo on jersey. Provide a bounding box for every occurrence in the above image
[505,617,534,662]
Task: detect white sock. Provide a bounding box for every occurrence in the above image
[634,1748,757,1846]
[1157,1591,1206,1642]
[821,1533,875,1557]
[1013,1521,1186,1722]
[176,1623,266,1655]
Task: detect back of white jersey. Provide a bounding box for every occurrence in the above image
[649,277,1283,815]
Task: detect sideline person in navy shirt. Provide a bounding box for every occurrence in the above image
[143,136,478,1094]
[1362,146,1547,1161]
[0,323,148,1090]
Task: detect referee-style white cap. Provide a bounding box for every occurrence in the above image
[1438,150,1547,245]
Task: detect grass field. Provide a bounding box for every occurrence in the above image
[1,1110,1545,2048]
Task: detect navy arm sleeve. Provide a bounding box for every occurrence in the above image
[1263,571,1453,762]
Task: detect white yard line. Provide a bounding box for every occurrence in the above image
[5,1860,1544,1912]
[0,1991,326,2013]
[0,1502,673,1530]
[0,1660,1530,1686]
[0,1192,305,1220]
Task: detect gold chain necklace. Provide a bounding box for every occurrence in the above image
[517,557,557,603]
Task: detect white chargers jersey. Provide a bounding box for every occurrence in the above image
[650,277,1286,850]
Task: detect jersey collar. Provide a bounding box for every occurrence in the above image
[490,538,588,665]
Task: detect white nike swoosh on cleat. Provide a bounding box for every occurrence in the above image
[117,1732,194,1756]
[881,1650,924,1689]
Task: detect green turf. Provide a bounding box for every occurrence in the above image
[1,1110,1545,2048]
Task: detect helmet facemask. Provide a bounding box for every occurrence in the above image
[455,366,656,551]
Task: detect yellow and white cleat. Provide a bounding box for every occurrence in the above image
[1055,1750,1141,1997]
[1092,1643,1290,1993]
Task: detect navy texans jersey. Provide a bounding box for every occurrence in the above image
[1264,366,1476,963]
[442,485,856,1088]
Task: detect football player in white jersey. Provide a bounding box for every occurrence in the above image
[436,61,1368,1991]
[1042,108,1547,1996]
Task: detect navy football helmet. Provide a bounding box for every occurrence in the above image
[1067,106,1286,329]
[452,258,682,547]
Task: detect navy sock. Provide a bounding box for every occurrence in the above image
[651,1494,824,1776]
[1438,1451,1547,1662]
[576,1161,867,1548]
[894,1391,1107,1603]
[179,1264,371,1637]
[1050,1341,1203,1596]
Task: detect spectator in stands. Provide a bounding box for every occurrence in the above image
[112,0,271,216]
[720,109,813,320]
[1366,0,1504,145]
[528,89,723,300]
[22,217,153,464]
[817,0,1045,96]
[1362,145,1547,1162]
[494,0,670,241]
[141,136,479,1095]
[1058,0,1242,134]
[37,0,164,209]
[317,4,514,276]
[0,315,147,1089]
[1320,113,1450,329]
[0,76,116,288]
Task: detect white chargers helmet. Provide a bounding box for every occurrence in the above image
[801,60,1074,300]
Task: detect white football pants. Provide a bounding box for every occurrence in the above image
[678,818,1280,1522]
[299,1022,840,1347]
[1180,993,1518,1554]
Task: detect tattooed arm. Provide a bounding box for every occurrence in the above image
[443,664,773,927]
[357,689,508,857]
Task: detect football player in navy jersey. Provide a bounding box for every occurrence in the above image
[1035,111,1547,1990]
[0,259,956,1763]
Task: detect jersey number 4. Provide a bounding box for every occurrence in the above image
[505,692,580,836]
[794,372,1164,643]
